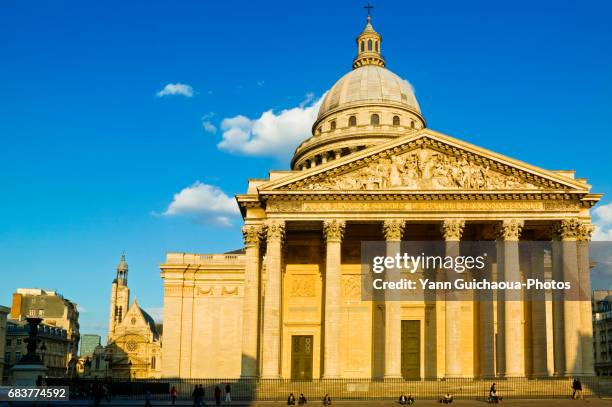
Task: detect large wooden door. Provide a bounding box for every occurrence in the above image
[291,335,313,380]
[401,320,421,379]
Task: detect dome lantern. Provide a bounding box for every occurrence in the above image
[352,10,385,69]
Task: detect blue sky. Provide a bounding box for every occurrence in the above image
[1,0,611,341]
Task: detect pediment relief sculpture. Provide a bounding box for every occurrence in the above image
[288,147,542,191]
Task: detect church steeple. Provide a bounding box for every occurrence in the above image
[109,253,130,340]
[352,5,385,69]
[116,252,128,286]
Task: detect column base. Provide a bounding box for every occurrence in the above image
[260,375,282,380]
[501,373,526,378]
[383,374,403,381]
[322,374,341,379]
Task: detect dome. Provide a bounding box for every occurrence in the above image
[317,65,422,122]
[291,15,426,171]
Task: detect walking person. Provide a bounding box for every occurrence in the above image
[224,383,231,404]
[298,393,307,405]
[489,383,502,403]
[322,393,332,406]
[287,393,296,405]
[144,389,152,407]
[170,386,178,406]
[214,386,222,407]
[198,385,205,407]
[572,378,583,400]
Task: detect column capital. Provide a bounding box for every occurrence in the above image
[383,219,405,241]
[264,220,285,243]
[441,219,465,241]
[551,218,581,241]
[576,222,595,242]
[323,219,346,242]
[496,219,524,241]
[242,224,263,247]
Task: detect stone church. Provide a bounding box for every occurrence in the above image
[104,255,161,379]
[160,16,601,380]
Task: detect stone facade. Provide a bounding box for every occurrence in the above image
[103,254,161,379]
[9,288,80,376]
[160,16,601,379]
[3,320,71,381]
[0,306,9,384]
[593,290,612,375]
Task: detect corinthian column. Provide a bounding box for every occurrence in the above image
[530,243,549,377]
[552,219,584,376]
[577,223,595,375]
[261,220,285,378]
[383,219,405,379]
[241,224,263,377]
[441,219,465,378]
[322,219,345,378]
[496,219,525,377]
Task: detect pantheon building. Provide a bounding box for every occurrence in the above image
[160,16,601,380]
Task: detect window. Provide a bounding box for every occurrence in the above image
[4,352,10,364]
[370,114,380,125]
[95,356,100,369]
[361,41,365,52]
[348,116,357,127]
[368,39,372,51]
[6,339,11,346]
[375,41,379,52]
[393,115,400,126]
[16,339,21,346]
[15,351,21,362]
[330,120,336,130]
[410,120,415,129]
[151,356,156,369]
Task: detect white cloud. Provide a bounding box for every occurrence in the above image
[156,83,194,98]
[202,121,217,134]
[162,181,239,226]
[593,202,612,241]
[217,93,323,161]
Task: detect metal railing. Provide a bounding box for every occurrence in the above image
[46,376,612,401]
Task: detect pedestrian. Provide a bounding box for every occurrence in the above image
[198,385,205,407]
[489,383,502,403]
[572,378,583,400]
[144,389,152,407]
[298,393,307,405]
[224,383,231,404]
[322,393,332,406]
[170,386,178,406]
[192,385,199,407]
[214,386,222,407]
[287,393,296,405]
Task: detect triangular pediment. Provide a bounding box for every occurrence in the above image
[259,129,590,193]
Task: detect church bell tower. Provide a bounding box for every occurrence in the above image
[108,253,130,340]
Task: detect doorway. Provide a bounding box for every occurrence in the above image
[291,335,313,380]
[401,320,421,379]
